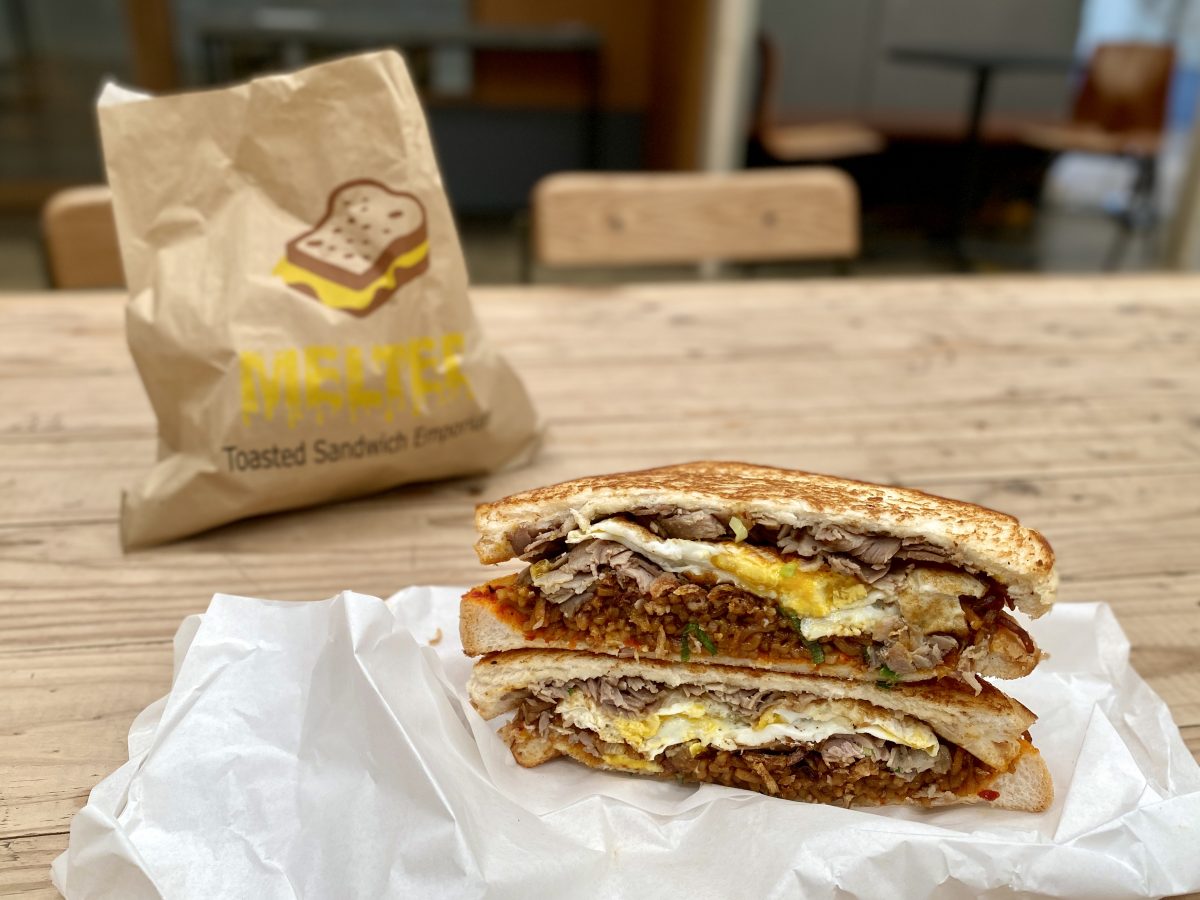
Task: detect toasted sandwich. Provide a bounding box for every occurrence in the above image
[462,462,1056,686]
[468,649,1052,810]
[274,179,429,315]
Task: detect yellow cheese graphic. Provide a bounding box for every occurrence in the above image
[275,179,430,316]
[273,241,429,312]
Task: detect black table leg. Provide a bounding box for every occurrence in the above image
[582,46,602,169]
[951,64,994,270]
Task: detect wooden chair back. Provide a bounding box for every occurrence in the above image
[41,185,124,289]
[1075,43,1174,136]
[531,168,859,268]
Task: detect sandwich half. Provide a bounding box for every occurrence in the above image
[462,462,1056,686]
[469,649,1052,811]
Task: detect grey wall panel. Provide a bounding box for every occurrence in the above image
[429,109,643,213]
[761,0,1083,121]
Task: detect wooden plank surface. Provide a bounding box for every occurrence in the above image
[2,275,1200,894]
[0,835,63,899]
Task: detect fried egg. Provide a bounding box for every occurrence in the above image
[798,602,898,641]
[568,517,876,619]
[565,515,978,638]
[598,750,663,773]
[557,692,939,760]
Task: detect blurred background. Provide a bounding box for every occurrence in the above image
[5,0,1200,288]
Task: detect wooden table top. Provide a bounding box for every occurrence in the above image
[3,275,1200,896]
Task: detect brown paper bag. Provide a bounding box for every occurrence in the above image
[98,51,539,549]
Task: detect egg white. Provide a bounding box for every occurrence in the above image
[557,692,939,760]
[798,603,898,641]
[565,516,728,578]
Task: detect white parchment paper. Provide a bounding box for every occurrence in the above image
[51,590,1200,899]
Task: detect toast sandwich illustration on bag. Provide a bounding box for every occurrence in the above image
[274,179,430,316]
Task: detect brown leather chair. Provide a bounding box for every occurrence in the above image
[749,34,885,165]
[41,185,124,288]
[1021,42,1175,268]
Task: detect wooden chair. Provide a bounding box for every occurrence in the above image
[1020,42,1175,269]
[41,185,124,288]
[529,168,859,278]
[749,34,885,165]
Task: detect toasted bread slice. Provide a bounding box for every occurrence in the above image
[474,462,1056,616]
[469,649,1037,770]
[459,580,1040,682]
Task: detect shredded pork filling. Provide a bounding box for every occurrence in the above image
[505,686,1003,806]
[507,507,957,585]
[483,573,1028,680]
[494,509,1034,682]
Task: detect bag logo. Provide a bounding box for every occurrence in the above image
[273,179,430,316]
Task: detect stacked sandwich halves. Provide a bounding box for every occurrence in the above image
[461,462,1054,811]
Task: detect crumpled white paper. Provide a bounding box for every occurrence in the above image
[52,590,1200,899]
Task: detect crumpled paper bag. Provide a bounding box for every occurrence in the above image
[52,591,1200,898]
[98,51,539,550]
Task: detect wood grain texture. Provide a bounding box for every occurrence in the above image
[0,644,172,839]
[531,168,859,265]
[0,834,64,898]
[2,275,1200,893]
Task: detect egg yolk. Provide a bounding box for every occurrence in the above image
[600,751,663,773]
[711,544,869,618]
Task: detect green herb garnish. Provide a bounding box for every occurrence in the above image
[729,516,748,542]
[779,562,798,579]
[681,622,718,662]
[804,639,825,665]
[779,606,804,635]
[687,622,718,655]
[876,664,899,689]
[777,606,823,664]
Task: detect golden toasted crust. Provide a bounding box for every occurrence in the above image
[468,649,1037,769]
[474,461,1056,617]
[458,587,1039,681]
[500,725,1052,812]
